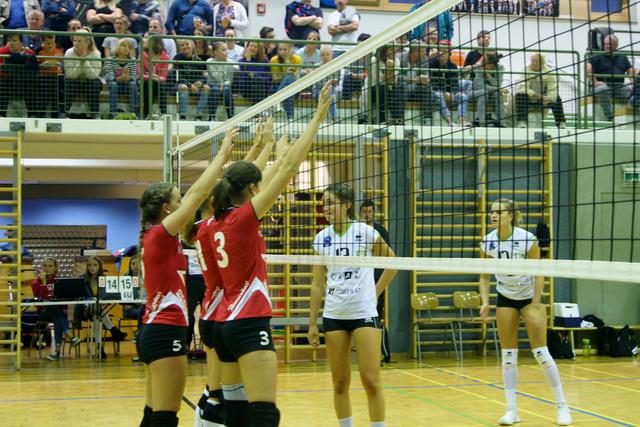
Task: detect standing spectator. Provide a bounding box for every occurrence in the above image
[36,34,63,117]
[237,40,270,103]
[0,33,38,117]
[212,0,248,38]
[102,15,138,57]
[429,41,464,126]
[515,52,566,128]
[104,38,139,116]
[207,41,237,119]
[41,0,75,33]
[147,18,177,59]
[86,0,123,54]
[260,25,278,60]
[224,28,243,62]
[295,30,320,76]
[408,0,453,43]
[471,50,506,126]
[142,35,170,118]
[63,28,102,118]
[397,41,433,125]
[175,39,209,120]
[270,42,302,121]
[129,0,161,36]
[284,0,323,43]
[0,0,39,29]
[165,0,213,36]
[59,18,81,52]
[327,0,359,56]
[587,34,635,121]
[23,10,45,52]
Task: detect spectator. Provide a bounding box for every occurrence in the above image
[429,41,464,126]
[193,28,210,60]
[295,30,320,76]
[102,15,138,57]
[122,254,145,327]
[206,41,237,119]
[0,0,39,29]
[23,10,45,52]
[86,0,123,54]
[408,0,453,43]
[463,30,491,79]
[141,35,170,118]
[59,18,81,52]
[360,44,401,124]
[41,0,75,33]
[237,40,270,103]
[260,25,278,60]
[129,0,161,36]
[104,38,139,116]
[147,18,176,59]
[212,0,248,38]
[270,42,302,121]
[63,28,102,118]
[165,0,212,36]
[315,45,338,121]
[284,0,323,43]
[397,41,433,125]
[36,34,64,117]
[327,0,359,56]
[31,258,82,361]
[224,28,243,62]
[515,52,566,128]
[471,50,506,126]
[340,32,370,101]
[0,33,38,117]
[587,34,635,121]
[175,39,209,120]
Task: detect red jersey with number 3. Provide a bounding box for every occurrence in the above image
[193,218,225,321]
[141,224,189,326]
[210,203,271,322]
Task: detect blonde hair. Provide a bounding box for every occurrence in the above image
[74,28,100,56]
[494,198,522,226]
[115,38,135,58]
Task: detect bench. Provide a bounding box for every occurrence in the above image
[551,324,640,355]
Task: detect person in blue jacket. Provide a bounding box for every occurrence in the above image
[407,0,454,43]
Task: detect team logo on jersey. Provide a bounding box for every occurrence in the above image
[323,236,332,247]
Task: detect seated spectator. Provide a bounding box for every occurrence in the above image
[360,44,401,124]
[165,0,212,36]
[462,29,490,76]
[193,28,211,61]
[0,33,38,117]
[295,30,321,76]
[36,34,64,117]
[396,41,433,125]
[587,34,635,121]
[270,42,302,120]
[147,18,176,59]
[102,15,138,57]
[175,39,209,120]
[104,38,139,117]
[340,32,370,101]
[41,0,76,33]
[408,0,453,43]
[63,29,102,118]
[515,52,566,128]
[121,254,145,327]
[0,0,39,29]
[224,28,244,62]
[31,258,82,361]
[429,41,465,126]
[23,10,45,51]
[86,0,123,54]
[285,0,323,43]
[142,35,170,118]
[260,25,278,60]
[59,19,82,52]
[207,41,238,119]
[327,0,359,57]
[213,0,248,38]
[237,40,271,103]
[129,0,161,36]
[471,50,506,126]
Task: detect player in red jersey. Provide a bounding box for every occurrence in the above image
[136,128,237,427]
[206,83,333,427]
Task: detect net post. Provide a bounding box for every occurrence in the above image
[163,114,174,183]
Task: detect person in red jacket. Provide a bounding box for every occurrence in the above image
[31,258,81,360]
[0,33,39,117]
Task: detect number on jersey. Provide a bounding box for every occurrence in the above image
[194,240,208,271]
[213,231,229,268]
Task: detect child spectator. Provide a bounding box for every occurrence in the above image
[295,30,321,77]
[36,34,64,117]
[141,35,170,118]
[63,29,102,118]
[129,0,161,36]
[314,45,337,121]
[237,40,271,103]
[0,34,39,117]
[175,39,209,120]
[270,42,302,120]
[224,28,244,62]
[104,38,139,117]
[102,15,138,58]
[206,41,237,119]
[31,258,81,361]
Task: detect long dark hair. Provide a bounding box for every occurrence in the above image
[183,196,213,245]
[212,161,262,218]
[138,182,175,254]
[324,183,355,219]
[84,256,104,282]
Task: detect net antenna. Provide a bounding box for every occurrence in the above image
[173,0,459,155]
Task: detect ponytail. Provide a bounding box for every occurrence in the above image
[138,182,175,258]
[212,161,262,218]
[212,177,234,219]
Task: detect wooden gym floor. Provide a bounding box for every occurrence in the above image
[0,344,638,427]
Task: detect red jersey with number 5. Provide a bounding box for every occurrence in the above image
[210,203,271,322]
[193,218,225,321]
[141,224,189,326]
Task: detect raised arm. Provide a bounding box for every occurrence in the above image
[243,121,266,163]
[261,133,291,184]
[162,128,238,235]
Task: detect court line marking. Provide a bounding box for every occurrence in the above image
[527,364,640,394]
[572,364,640,381]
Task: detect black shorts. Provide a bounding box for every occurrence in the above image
[496,293,533,311]
[323,316,380,333]
[136,323,188,365]
[199,318,217,349]
[211,317,275,363]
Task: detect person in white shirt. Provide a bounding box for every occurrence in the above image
[224,28,244,62]
[212,0,249,38]
[327,0,359,56]
[480,198,571,426]
[309,183,397,427]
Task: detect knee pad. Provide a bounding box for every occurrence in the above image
[150,410,178,427]
[224,399,250,427]
[197,386,210,411]
[501,348,518,370]
[249,401,280,427]
[201,401,225,424]
[532,346,553,368]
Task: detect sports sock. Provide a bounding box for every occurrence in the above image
[532,346,566,403]
[338,417,353,427]
[502,348,518,408]
[248,401,280,427]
